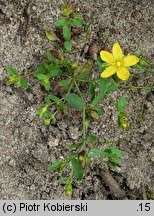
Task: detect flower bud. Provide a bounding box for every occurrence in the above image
[65,183,73,197]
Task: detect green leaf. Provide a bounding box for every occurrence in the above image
[36,74,48,80]
[44,64,51,71]
[48,95,67,110]
[44,97,51,104]
[135,64,145,72]
[93,107,105,116]
[64,41,72,52]
[37,105,48,118]
[41,80,51,91]
[62,57,68,67]
[89,110,99,120]
[140,59,150,66]
[89,82,95,101]
[45,30,58,41]
[91,92,105,106]
[84,119,89,131]
[61,4,70,17]
[88,106,104,120]
[97,56,106,72]
[118,112,130,129]
[91,78,108,106]
[48,95,61,103]
[6,75,19,85]
[33,65,46,77]
[58,79,71,89]
[58,177,69,183]
[102,149,112,156]
[107,78,118,92]
[65,93,85,109]
[20,79,28,89]
[73,12,79,20]
[63,25,71,40]
[87,134,97,142]
[103,147,124,159]
[41,118,51,126]
[48,161,62,172]
[59,162,67,170]
[50,114,57,124]
[49,69,62,77]
[77,62,93,80]
[134,51,144,57]
[110,157,121,166]
[55,18,68,27]
[89,148,102,157]
[65,182,73,197]
[72,18,84,26]
[111,147,124,157]
[15,80,21,88]
[118,96,127,111]
[99,78,108,94]
[68,152,77,158]
[44,64,62,77]
[71,158,83,180]
[36,74,51,91]
[75,62,92,79]
[7,66,19,76]
[67,142,82,149]
[47,51,57,64]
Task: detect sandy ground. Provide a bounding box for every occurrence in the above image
[0,0,154,199]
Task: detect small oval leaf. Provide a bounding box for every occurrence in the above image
[48,161,61,172]
[64,41,72,52]
[65,93,85,110]
[71,158,83,180]
[55,18,68,27]
[118,96,127,111]
[45,31,58,41]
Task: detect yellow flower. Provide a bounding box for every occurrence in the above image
[100,42,140,80]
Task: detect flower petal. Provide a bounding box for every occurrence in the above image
[101,65,117,78]
[112,42,123,60]
[100,51,115,64]
[123,55,140,67]
[117,67,130,80]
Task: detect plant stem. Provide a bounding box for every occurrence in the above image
[82,106,86,147]
[76,107,87,153]
[23,71,35,78]
[49,80,73,108]
[76,79,92,83]
[73,80,87,150]
[74,80,84,99]
[136,91,148,124]
[77,78,99,83]
[66,80,74,95]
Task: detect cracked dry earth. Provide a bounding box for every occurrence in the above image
[0,0,154,199]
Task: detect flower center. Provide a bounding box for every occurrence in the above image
[116,61,121,67]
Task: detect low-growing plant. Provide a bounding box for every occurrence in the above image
[6,4,153,198]
[46,3,84,52]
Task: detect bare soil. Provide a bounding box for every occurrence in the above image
[0,0,154,199]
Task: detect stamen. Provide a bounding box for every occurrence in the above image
[117,62,121,67]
